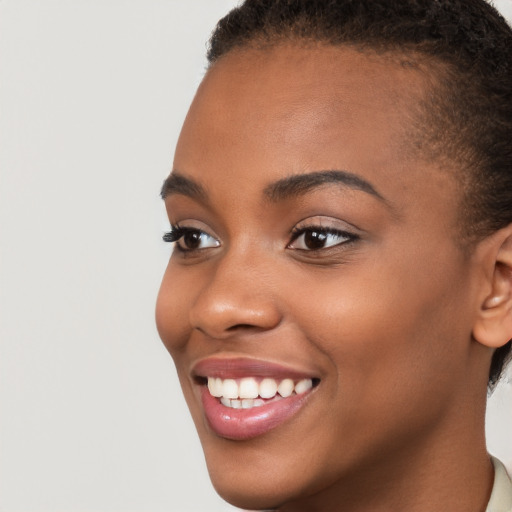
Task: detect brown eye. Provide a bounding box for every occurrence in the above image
[177,229,220,251]
[164,226,220,252]
[303,230,329,250]
[182,231,203,250]
[288,227,354,251]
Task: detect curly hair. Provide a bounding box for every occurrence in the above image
[207,0,512,388]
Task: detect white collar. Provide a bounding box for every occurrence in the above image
[486,457,512,512]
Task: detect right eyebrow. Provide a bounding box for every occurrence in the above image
[160,172,207,201]
[263,169,387,203]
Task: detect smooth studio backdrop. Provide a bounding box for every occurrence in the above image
[1,1,511,511]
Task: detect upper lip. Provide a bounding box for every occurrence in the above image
[192,356,319,381]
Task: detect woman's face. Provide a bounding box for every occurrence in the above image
[156,45,484,509]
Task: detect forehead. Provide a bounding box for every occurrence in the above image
[177,45,428,168]
[173,44,458,219]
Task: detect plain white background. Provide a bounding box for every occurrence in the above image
[1,1,511,511]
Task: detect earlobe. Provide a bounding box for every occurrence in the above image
[473,227,512,349]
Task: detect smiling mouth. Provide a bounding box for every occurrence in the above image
[192,359,320,440]
[204,376,317,409]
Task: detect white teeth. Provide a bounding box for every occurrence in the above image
[220,397,266,409]
[231,399,242,409]
[220,396,284,409]
[222,379,239,399]
[242,399,254,409]
[206,376,316,407]
[295,378,313,394]
[277,378,294,397]
[259,378,278,399]
[207,377,223,398]
[239,378,259,399]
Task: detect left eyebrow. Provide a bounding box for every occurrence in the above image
[264,170,386,203]
[160,172,207,201]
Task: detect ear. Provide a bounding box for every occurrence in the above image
[472,225,512,348]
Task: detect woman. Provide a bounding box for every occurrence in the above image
[156,0,512,510]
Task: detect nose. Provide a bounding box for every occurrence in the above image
[188,252,282,339]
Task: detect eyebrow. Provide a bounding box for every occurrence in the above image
[160,172,207,200]
[161,169,388,206]
[264,170,386,203]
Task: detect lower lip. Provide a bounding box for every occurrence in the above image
[200,387,313,441]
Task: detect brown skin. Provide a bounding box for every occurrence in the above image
[156,45,512,511]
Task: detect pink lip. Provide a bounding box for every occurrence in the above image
[200,386,313,441]
[192,356,316,380]
[192,357,318,441]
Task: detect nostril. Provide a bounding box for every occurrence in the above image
[226,324,259,332]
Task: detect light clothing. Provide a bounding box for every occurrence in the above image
[487,458,512,512]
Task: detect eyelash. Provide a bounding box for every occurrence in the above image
[163,225,220,253]
[163,225,358,253]
[162,226,188,244]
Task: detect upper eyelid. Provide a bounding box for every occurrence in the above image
[169,220,220,236]
[163,224,219,243]
[291,216,362,235]
[174,225,217,237]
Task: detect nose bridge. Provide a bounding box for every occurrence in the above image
[189,245,281,338]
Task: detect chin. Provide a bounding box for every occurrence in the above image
[199,434,327,512]
[200,444,287,509]
[208,467,292,511]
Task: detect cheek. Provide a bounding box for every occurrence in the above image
[156,266,204,418]
[287,246,473,424]
[155,263,196,357]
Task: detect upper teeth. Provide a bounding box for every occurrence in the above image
[207,377,313,400]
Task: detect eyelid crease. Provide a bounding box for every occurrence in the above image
[291,214,363,233]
